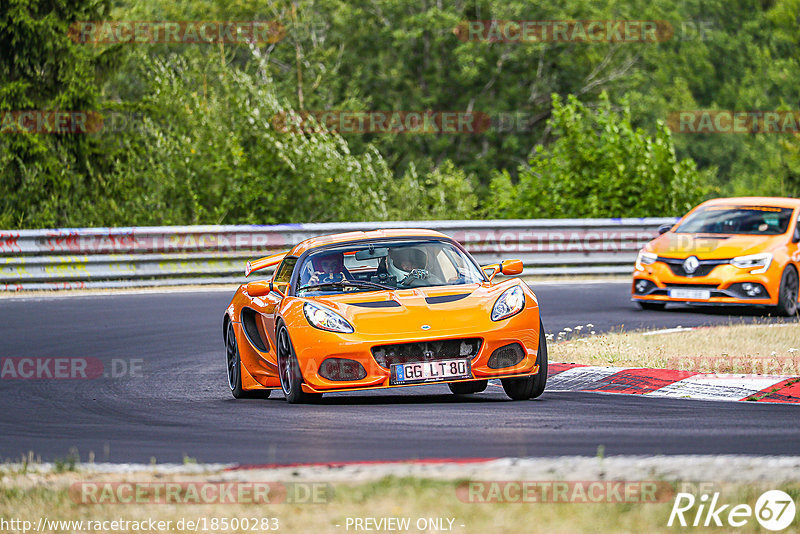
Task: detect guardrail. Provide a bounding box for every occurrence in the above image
[0,218,677,290]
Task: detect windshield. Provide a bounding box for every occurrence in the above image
[674,206,794,235]
[296,240,485,295]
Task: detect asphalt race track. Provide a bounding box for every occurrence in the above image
[1,281,798,464]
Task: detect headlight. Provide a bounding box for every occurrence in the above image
[303,303,354,333]
[730,253,773,274]
[635,250,657,271]
[491,285,525,321]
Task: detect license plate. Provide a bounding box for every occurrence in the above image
[669,288,710,300]
[391,358,471,385]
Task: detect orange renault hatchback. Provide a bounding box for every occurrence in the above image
[223,229,547,403]
[632,197,800,315]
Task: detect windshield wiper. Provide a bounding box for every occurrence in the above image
[298,280,394,292]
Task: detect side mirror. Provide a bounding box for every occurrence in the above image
[482,259,524,282]
[657,224,672,235]
[245,281,272,297]
[500,259,524,276]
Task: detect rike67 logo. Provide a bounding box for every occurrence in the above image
[668,490,796,530]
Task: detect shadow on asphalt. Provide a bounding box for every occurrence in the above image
[257,391,526,406]
[634,303,799,319]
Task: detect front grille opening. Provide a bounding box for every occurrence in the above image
[318,358,367,381]
[633,279,656,294]
[371,338,482,368]
[658,257,729,278]
[666,264,719,277]
[727,282,769,299]
[664,283,719,289]
[487,343,525,369]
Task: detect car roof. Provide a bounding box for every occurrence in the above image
[288,229,452,257]
[699,196,800,209]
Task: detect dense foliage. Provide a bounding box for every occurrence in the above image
[487,94,713,218]
[1,0,798,228]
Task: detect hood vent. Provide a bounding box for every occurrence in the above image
[425,293,471,304]
[348,300,401,308]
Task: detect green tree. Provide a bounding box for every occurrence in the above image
[76,52,397,226]
[386,159,478,220]
[0,0,117,228]
[486,93,713,218]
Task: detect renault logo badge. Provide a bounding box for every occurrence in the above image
[683,256,699,274]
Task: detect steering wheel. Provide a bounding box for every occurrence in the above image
[400,268,429,286]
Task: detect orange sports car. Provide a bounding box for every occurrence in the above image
[223,229,547,403]
[632,197,800,315]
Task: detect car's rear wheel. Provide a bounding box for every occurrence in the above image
[501,319,548,400]
[277,323,320,404]
[638,301,666,311]
[448,380,488,395]
[225,322,270,399]
[776,266,799,317]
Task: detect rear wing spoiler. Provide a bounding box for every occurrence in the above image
[244,252,288,277]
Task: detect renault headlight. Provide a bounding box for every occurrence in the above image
[730,253,772,274]
[303,303,354,333]
[635,250,658,271]
[491,285,525,321]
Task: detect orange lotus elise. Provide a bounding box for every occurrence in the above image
[223,229,547,403]
[633,197,800,315]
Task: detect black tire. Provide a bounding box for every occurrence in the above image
[501,319,548,400]
[225,322,271,399]
[448,380,488,395]
[638,301,666,311]
[776,266,799,317]
[529,321,548,399]
[276,323,319,404]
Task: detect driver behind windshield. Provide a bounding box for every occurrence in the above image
[387,247,437,286]
[306,252,349,285]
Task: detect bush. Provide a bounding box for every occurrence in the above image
[386,160,478,220]
[486,93,714,219]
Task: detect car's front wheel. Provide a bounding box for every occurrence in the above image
[225,322,270,399]
[528,321,548,399]
[501,319,548,400]
[276,323,320,404]
[776,265,799,317]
